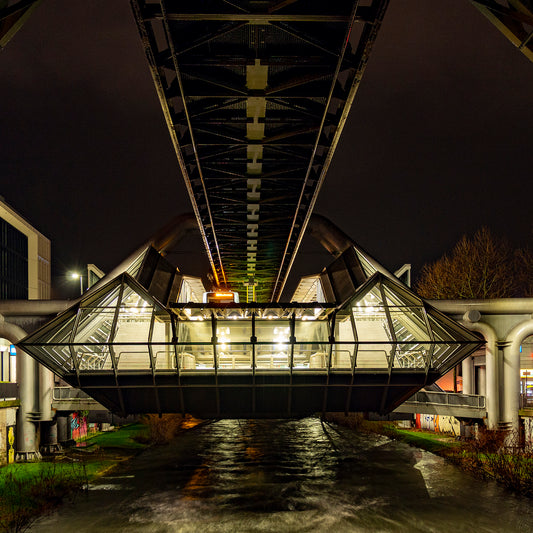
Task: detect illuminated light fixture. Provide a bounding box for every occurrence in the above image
[273,326,290,352]
[69,272,84,295]
[300,309,316,321]
[227,310,241,320]
[189,309,205,321]
[215,292,233,298]
[264,309,278,320]
[217,327,230,351]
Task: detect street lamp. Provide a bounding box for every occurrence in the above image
[70,272,84,296]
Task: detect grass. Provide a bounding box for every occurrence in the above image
[0,417,204,531]
[81,422,148,450]
[324,413,533,497]
[324,412,459,455]
[0,423,149,532]
[389,427,458,455]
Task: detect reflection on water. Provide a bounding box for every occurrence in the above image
[32,418,532,532]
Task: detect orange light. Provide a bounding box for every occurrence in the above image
[215,292,233,298]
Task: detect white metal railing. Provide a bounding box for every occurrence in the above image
[407,391,485,409]
[53,387,92,401]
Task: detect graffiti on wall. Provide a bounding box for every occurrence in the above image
[415,413,460,436]
[70,411,88,441]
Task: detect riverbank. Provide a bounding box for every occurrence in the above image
[324,412,533,497]
[0,422,148,532]
[0,414,206,532]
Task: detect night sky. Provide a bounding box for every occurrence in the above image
[1,1,532,299]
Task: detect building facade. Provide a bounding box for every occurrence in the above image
[0,196,51,463]
[0,196,50,300]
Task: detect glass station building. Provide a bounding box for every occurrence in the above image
[19,243,483,418]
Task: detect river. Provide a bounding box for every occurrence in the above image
[31,418,532,532]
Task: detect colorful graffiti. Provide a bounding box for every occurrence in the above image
[415,413,460,436]
[70,411,88,441]
[7,426,15,463]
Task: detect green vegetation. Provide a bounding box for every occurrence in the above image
[391,427,458,455]
[324,413,458,455]
[0,461,89,532]
[324,413,533,497]
[82,422,148,450]
[139,414,204,444]
[0,418,205,531]
[0,423,149,532]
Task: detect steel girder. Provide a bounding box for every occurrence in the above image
[131,0,389,301]
[470,1,533,62]
[0,0,42,49]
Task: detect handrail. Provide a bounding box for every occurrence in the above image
[407,391,485,409]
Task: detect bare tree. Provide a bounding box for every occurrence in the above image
[515,247,533,298]
[416,227,532,299]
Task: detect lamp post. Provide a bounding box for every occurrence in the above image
[70,272,84,296]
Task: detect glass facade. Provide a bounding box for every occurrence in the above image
[0,218,28,299]
[17,243,483,416]
[19,271,481,380]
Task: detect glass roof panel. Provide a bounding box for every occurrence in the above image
[76,344,112,371]
[81,283,122,310]
[74,308,115,344]
[394,343,430,369]
[428,314,463,343]
[351,281,393,352]
[126,248,148,279]
[388,307,429,343]
[39,313,78,344]
[44,345,73,371]
[383,282,422,308]
[431,342,460,369]
[354,249,377,278]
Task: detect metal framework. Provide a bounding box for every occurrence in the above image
[131,0,390,301]
[0,0,42,49]
[471,0,533,62]
[18,243,483,418]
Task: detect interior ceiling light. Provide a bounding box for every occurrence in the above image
[300,309,316,321]
[263,309,279,320]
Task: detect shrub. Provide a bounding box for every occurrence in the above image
[140,414,187,444]
[0,461,88,532]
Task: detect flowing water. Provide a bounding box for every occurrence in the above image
[31,418,532,532]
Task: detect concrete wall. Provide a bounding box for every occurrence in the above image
[0,406,17,465]
[415,413,461,436]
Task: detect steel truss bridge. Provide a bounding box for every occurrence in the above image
[131,0,389,301]
[129,0,533,302]
[17,0,510,417]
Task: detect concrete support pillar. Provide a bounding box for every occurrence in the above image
[477,365,486,397]
[38,363,53,421]
[17,348,38,455]
[502,344,520,432]
[57,416,68,442]
[462,317,499,429]
[0,320,40,459]
[462,356,474,395]
[504,319,533,433]
[40,419,59,453]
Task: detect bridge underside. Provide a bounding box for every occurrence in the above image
[131,0,389,301]
[67,370,438,418]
